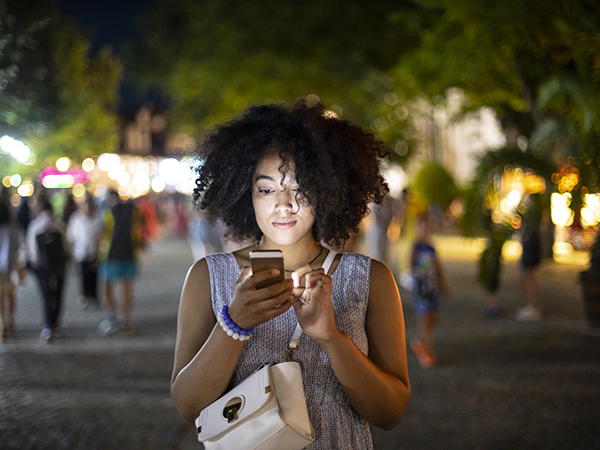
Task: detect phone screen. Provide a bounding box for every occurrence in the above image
[250,250,285,289]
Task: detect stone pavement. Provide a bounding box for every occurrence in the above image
[0,235,599,449]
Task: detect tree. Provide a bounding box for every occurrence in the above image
[28,19,122,163]
[0,0,56,139]
[0,1,122,177]
[127,0,430,148]
[394,0,600,138]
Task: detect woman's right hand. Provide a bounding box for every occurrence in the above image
[227,266,294,330]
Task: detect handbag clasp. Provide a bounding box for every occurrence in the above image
[223,397,243,423]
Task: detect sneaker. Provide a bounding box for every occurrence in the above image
[410,339,436,368]
[516,305,542,322]
[40,327,52,343]
[97,319,121,336]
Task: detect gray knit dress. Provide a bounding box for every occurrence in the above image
[205,252,374,449]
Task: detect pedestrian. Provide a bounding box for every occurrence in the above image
[67,193,103,309]
[479,226,512,319]
[97,190,145,337]
[516,194,544,321]
[26,195,70,342]
[62,192,78,225]
[171,101,411,448]
[409,213,450,368]
[0,189,20,341]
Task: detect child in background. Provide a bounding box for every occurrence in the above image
[410,214,450,368]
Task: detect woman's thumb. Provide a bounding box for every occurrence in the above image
[237,266,252,283]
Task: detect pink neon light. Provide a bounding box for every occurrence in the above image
[39,167,90,186]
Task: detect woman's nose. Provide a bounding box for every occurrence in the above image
[275,190,296,213]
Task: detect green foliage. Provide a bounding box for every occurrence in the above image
[395,0,600,130]
[460,146,554,238]
[126,0,431,146]
[28,20,123,162]
[412,163,458,208]
[0,2,123,172]
[0,0,56,138]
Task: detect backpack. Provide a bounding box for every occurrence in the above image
[36,231,67,271]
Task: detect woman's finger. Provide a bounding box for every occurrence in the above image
[291,267,325,288]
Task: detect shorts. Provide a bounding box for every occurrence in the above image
[412,294,441,316]
[99,260,138,280]
[521,232,541,267]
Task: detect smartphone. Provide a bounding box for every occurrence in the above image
[250,250,285,289]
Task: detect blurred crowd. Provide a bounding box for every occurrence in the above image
[0,184,561,368]
[0,186,196,343]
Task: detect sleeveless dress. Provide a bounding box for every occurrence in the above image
[206,252,374,450]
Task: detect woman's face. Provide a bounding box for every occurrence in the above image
[252,151,315,247]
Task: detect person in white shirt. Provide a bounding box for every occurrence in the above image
[67,193,103,308]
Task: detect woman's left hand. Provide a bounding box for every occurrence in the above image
[291,266,340,343]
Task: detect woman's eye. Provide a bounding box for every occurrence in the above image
[258,188,274,194]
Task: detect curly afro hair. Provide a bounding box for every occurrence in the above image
[193,100,390,248]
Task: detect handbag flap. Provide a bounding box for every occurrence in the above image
[196,364,274,441]
[270,362,315,441]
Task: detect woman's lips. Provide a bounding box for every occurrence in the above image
[272,220,297,230]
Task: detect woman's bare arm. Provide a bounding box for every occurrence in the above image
[315,260,411,430]
[171,259,295,423]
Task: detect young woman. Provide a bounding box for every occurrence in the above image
[172,101,410,448]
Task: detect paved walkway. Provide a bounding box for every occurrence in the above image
[0,236,598,449]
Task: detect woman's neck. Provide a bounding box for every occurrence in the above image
[258,235,322,272]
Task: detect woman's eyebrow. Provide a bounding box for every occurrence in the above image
[254,175,275,182]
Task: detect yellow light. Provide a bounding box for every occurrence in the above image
[2,176,10,188]
[82,158,95,172]
[508,190,522,205]
[72,184,86,198]
[502,240,522,260]
[56,157,71,172]
[17,181,34,197]
[553,242,573,255]
[551,193,574,227]
[500,198,513,214]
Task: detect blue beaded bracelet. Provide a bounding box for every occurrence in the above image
[218,305,254,341]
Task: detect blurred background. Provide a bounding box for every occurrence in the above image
[0,0,599,449]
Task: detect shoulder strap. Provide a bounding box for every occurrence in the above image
[287,249,337,357]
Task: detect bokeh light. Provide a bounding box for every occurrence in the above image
[10,174,21,187]
[17,181,34,197]
[82,158,95,172]
[56,157,71,172]
[151,176,166,193]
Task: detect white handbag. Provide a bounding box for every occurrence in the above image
[195,250,337,450]
[195,361,314,449]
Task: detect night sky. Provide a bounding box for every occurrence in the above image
[56,0,158,110]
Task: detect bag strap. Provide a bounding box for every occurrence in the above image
[287,249,337,359]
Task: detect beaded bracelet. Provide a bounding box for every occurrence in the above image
[218,305,254,341]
